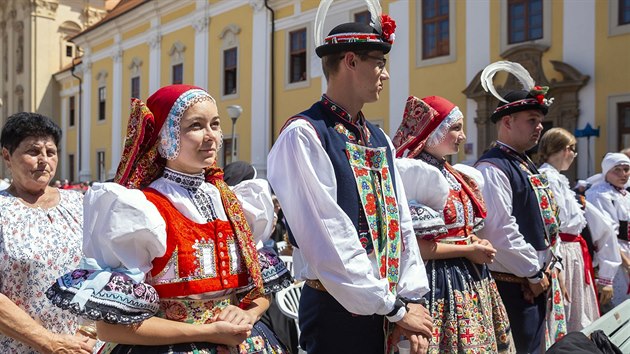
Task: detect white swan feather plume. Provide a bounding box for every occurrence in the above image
[480,61,536,103]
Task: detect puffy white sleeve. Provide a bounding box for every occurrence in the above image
[584,201,621,285]
[231,179,274,245]
[586,186,620,226]
[453,163,485,191]
[82,182,167,276]
[396,158,448,211]
[476,162,541,279]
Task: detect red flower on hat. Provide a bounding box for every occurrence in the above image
[380,14,396,44]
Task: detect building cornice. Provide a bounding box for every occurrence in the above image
[275,0,363,31]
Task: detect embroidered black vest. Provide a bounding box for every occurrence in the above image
[284,101,398,251]
[477,145,549,250]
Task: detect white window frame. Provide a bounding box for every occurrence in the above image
[169,41,186,84]
[129,57,143,99]
[285,24,310,90]
[416,0,457,68]
[219,24,241,100]
[96,70,108,124]
[68,95,76,128]
[610,0,630,36]
[351,7,371,24]
[220,135,238,167]
[500,0,552,54]
[607,93,630,152]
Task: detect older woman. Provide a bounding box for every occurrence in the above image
[586,153,630,308]
[0,112,94,353]
[538,128,620,331]
[48,85,288,353]
[392,96,513,353]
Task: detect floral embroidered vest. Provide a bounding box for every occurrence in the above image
[283,97,402,291]
[477,145,558,251]
[143,188,249,298]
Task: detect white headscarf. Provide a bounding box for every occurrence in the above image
[588,152,630,186]
[602,152,630,177]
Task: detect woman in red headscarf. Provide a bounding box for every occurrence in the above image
[392,96,514,353]
[47,85,290,353]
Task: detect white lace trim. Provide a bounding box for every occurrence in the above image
[425,106,464,148]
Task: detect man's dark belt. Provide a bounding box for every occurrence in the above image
[491,271,528,285]
[305,279,328,292]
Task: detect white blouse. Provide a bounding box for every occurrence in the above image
[539,163,587,235]
[267,119,430,318]
[540,164,620,283]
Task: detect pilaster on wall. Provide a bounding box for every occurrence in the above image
[79,58,92,182]
[148,19,161,95]
[193,1,209,89]
[250,0,270,177]
[388,0,410,137]
[109,35,123,179]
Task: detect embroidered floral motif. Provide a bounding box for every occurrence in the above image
[345,142,401,292]
[544,270,567,349]
[334,123,357,142]
[115,99,164,189]
[528,173,560,244]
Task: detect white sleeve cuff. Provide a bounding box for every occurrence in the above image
[386,306,407,323]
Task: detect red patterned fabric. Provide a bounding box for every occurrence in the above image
[392,96,441,158]
[444,163,487,219]
[144,188,250,298]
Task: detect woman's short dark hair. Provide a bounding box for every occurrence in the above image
[0,112,62,154]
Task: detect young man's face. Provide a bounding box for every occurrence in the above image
[355,50,390,103]
[502,109,544,152]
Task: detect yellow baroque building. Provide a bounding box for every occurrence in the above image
[47,0,630,182]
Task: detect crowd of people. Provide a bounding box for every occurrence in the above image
[0,2,628,354]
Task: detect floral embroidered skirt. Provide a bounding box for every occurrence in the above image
[424,258,515,354]
[97,298,288,354]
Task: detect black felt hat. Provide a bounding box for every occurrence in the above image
[480,61,553,124]
[315,22,392,58]
[490,90,549,123]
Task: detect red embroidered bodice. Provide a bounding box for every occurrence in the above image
[143,188,249,298]
[441,185,475,239]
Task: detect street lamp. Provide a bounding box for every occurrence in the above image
[226,105,242,163]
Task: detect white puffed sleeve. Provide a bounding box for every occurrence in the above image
[231,179,274,245]
[453,163,485,191]
[396,158,448,211]
[82,182,167,276]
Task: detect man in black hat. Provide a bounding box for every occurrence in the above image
[268,10,432,354]
[475,79,560,352]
